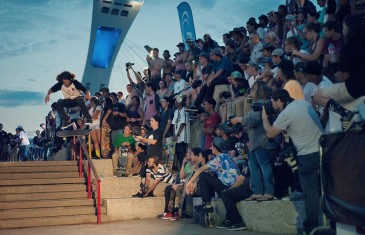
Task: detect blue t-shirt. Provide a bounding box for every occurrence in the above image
[207,153,240,187]
[212,56,232,80]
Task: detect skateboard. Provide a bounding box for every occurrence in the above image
[101,127,111,157]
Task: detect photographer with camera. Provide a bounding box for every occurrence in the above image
[231,81,278,202]
[126,62,146,99]
[262,88,323,235]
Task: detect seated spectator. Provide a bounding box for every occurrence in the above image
[202,34,219,54]
[245,60,262,88]
[314,15,365,129]
[186,137,251,231]
[157,80,169,100]
[249,32,264,63]
[291,22,324,62]
[322,20,345,73]
[112,124,136,177]
[258,43,275,66]
[284,36,308,65]
[278,59,305,100]
[126,143,147,176]
[264,31,280,49]
[161,148,199,220]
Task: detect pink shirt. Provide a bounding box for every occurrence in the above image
[145,94,157,121]
[204,112,221,149]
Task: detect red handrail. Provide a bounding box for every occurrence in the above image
[74,135,102,224]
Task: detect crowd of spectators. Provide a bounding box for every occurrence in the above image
[1,1,364,234]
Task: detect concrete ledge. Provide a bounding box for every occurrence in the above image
[104,197,165,221]
[209,198,305,235]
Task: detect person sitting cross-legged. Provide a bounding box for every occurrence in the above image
[186,137,251,231]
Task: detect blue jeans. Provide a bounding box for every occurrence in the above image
[248,148,274,195]
[18,145,30,161]
[297,152,320,234]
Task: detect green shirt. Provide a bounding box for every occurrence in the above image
[113,134,135,149]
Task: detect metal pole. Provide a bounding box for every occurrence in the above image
[97,180,101,224]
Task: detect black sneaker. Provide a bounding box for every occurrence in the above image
[61,119,72,129]
[226,222,247,231]
[201,204,214,213]
[132,192,144,198]
[216,219,232,229]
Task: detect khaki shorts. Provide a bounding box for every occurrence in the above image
[320,83,354,105]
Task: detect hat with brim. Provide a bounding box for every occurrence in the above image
[176,42,185,47]
[212,137,228,153]
[271,48,284,56]
[246,60,261,71]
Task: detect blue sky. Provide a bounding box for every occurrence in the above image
[0,0,318,135]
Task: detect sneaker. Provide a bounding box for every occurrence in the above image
[216,219,232,229]
[132,192,143,198]
[341,111,355,131]
[61,119,72,129]
[156,212,167,218]
[85,118,93,125]
[170,214,179,221]
[161,212,174,220]
[226,222,247,231]
[201,204,214,213]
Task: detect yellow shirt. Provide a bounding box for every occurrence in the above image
[284,80,305,100]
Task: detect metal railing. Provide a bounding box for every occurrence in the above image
[71,124,101,224]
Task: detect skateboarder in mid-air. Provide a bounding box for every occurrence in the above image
[45,71,93,129]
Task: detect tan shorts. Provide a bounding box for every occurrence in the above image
[320,83,354,105]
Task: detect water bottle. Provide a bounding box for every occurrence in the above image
[328,43,337,63]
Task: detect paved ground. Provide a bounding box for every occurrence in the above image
[0,218,274,235]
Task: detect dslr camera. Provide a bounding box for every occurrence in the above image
[125,62,134,69]
[252,100,276,115]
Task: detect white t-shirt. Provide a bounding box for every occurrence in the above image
[88,105,102,128]
[19,131,30,146]
[172,107,190,143]
[61,83,82,99]
[174,79,187,94]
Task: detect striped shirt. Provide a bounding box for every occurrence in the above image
[146,164,174,184]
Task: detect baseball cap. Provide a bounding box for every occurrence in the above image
[216,123,229,134]
[261,44,275,52]
[285,15,296,21]
[304,61,322,76]
[246,60,261,70]
[230,71,243,79]
[272,88,294,102]
[211,48,222,56]
[294,62,306,73]
[199,52,210,60]
[176,42,185,47]
[271,48,284,56]
[212,137,228,153]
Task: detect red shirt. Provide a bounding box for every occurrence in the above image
[203,112,221,149]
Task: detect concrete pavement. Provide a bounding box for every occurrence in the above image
[0,218,275,235]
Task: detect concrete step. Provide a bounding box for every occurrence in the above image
[0,198,99,210]
[0,171,80,180]
[0,191,88,202]
[0,205,107,220]
[0,183,89,195]
[0,165,82,173]
[0,177,86,186]
[0,161,82,167]
[104,197,165,221]
[0,214,111,229]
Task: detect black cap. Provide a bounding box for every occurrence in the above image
[272,88,294,102]
[176,42,185,47]
[304,61,322,76]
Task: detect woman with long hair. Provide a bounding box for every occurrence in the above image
[88,96,102,158]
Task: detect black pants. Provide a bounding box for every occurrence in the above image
[221,179,252,224]
[164,184,174,212]
[194,76,229,107]
[297,152,320,234]
[175,142,187,169]
[199,172,228,203]
[55,96,92,121]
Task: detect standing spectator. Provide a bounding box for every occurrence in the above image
[172,95,190,168]
[172,42,188,79]
[164,72,175,97]
[117,91,126,105]
[146,48,164,91]
[110,92,128,142]
[202,34,219,54]
[88,97,102,158]
[0,124,8,161]
[136,115,163,160]
[156,80,169,100]
[144,83,160,127]
[186,137,249,231]
[202,98,221,149]
[162,50,174,75]
[45,71,93,128]
[15,126,30,161]
[185,38,202,63]
[160,96,174,163]
[126,96,144,132]
[33,130,45,160]
[125,84,133,106]
[263,89,323,234]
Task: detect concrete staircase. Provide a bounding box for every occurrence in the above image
[0,161,108,229]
